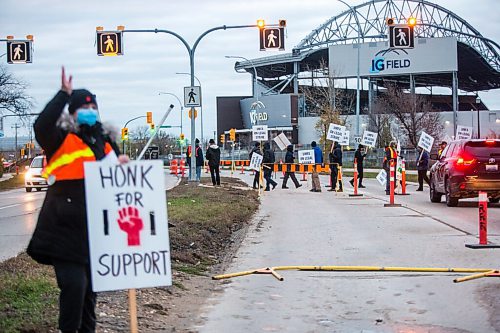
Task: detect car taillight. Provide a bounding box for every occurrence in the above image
[485,139,495,144]
[456,155,475,167]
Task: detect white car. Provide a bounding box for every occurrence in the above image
[25,155,47,192]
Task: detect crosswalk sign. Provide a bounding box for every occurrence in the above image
[7,41,32,64]
[184,86,201,107]
[389,24,414,49]
[259,27,285,51]
[97,31,123,56]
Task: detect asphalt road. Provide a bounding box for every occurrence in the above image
[195,170,500,333]
[0,170,180,262]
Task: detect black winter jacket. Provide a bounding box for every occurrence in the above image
[205,145,221,167]
[329,146,343,166]
[27,91,120,265]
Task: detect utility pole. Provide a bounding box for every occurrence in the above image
[12,123,21,160]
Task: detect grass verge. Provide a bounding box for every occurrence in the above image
[0,174,25,192]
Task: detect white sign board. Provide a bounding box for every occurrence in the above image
[456,125,473,140]
[273,133,292,151]
[252,125,268,141]
[361,130,378,148]
[329,37,458,78]
[339,130,350,146]
[249,152,263,171]
[327,123,346,142]
[84,160,172,292]
[376,169,387,186]
[184,86,201,107]
[298,149,315,164]
[417,131,435,152]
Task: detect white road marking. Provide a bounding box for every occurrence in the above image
[0,204,21,210]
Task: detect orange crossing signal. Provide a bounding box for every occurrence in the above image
[96,29,123,56]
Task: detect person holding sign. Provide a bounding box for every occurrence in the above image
[328,142,343,192]
[438,141,447,158]
[263,142,277,191]
[27,67,127,333]
[249,142,262,189]
[350,144,367,188]
[383,141,398,195]
[282,145,302,189]
[416,147,430,191]
[310,141,323,192]
[205,139,221,186]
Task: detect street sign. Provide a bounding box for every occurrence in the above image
[7,41,32,64]
[184,86,201,107]
[84,160,172,292]
[259,27,285,51]
[96,31,123,56]
[389,24,414,49]
[354,136,362,145]
[145,146,160,160]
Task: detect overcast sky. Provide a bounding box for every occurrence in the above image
[1,0,499,139]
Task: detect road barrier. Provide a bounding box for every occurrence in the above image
[400,159,409,195]
[170,159,178,174]
[179,159,186,177]
[384,160,401,207]
[213,265,500,283]
[466,191,500,249]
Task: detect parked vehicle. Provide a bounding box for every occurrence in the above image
[25,155,47,192]
[429,139,500,206]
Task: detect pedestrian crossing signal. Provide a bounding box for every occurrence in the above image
[259,27,285,51]
[389,24,414,49]
[6,40,33,64]
[96,31,123,56]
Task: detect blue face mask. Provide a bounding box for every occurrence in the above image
[76,108,98,126]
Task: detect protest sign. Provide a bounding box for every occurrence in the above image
[273,133,292,151]
[298,150,315,164]
[252,125,268,141]
[249,152,263,171]
[361,130,378,147]
[326,123,345,142]
[84,160,172,292]
[339,130,350,146]
[376,169,387,186]
[417,131,435,152]
[456,125,472,140]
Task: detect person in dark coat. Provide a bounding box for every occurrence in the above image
[281,144,302,189]
[350,144,367,188]
[249,142,262,189]
[416,147,430,191]
[328,141,343,192]
[262,142,277,191]
[27,67,126,333]
[310,141,323,192]
[187,138,204,181]
[205,139,221,186]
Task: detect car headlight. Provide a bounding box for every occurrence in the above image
[25,170,32,180]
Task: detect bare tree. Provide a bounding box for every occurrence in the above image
[0,65,33,115]
[369,102,393,148]
[373,85,444,148]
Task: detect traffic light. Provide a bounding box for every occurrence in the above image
[279,19,287,28]
[96,27,123,56]
[229,128,236,141]
[386,18,395,25]
[20,148,25,157]
[220,134,225,144]
[6,36,33,64]
[257,19,265,29]
[180,133,185,140]
[146,111,153,124]
[121,127,128,140]
[150,123,155,130]
[407,17,417,27]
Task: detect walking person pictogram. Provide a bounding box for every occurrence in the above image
[13,44,23,60]
[104,35,114,53]
[267,30,277,48]
[188,88,197,104]
[396,29,407,45]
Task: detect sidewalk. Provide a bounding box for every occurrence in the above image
[0,173,14,182]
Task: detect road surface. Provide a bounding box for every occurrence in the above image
[194,170,499,333]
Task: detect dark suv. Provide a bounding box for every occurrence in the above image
[429,139,500,206]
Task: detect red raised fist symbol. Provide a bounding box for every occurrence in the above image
[117,206,144,246]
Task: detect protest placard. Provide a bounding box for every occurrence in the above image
[249,152,263,171]
[339,130,350,146]
[456,125,472,140]
[84,160,172,292]
[361,130,378,147]
[298,150,315,164]
[326,123,345,142]
[417,131,435,152]
[376,169,387,186]
[273,133,292,151]
[252,125,268,141]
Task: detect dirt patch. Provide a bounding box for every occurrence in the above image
[0,176,259,332]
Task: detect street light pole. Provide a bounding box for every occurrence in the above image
[175,72,203,148]
[122,115,147,155]
[159,92,184,156]
[337,0,362,136]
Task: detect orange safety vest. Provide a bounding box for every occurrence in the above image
[42,133,113,183]
[384,147,398,162]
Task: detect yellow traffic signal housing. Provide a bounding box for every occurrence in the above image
[229,128,236,141]
[257,19,265,29]
[146,111,153,124]
[386,18,395,25]
[180,133,185,140]
[121,127,129,140]
[220,134,225,144]
[150,123,155,130]
[20,148,25,156]
[407,17,417,27]
[279,19,287,27]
